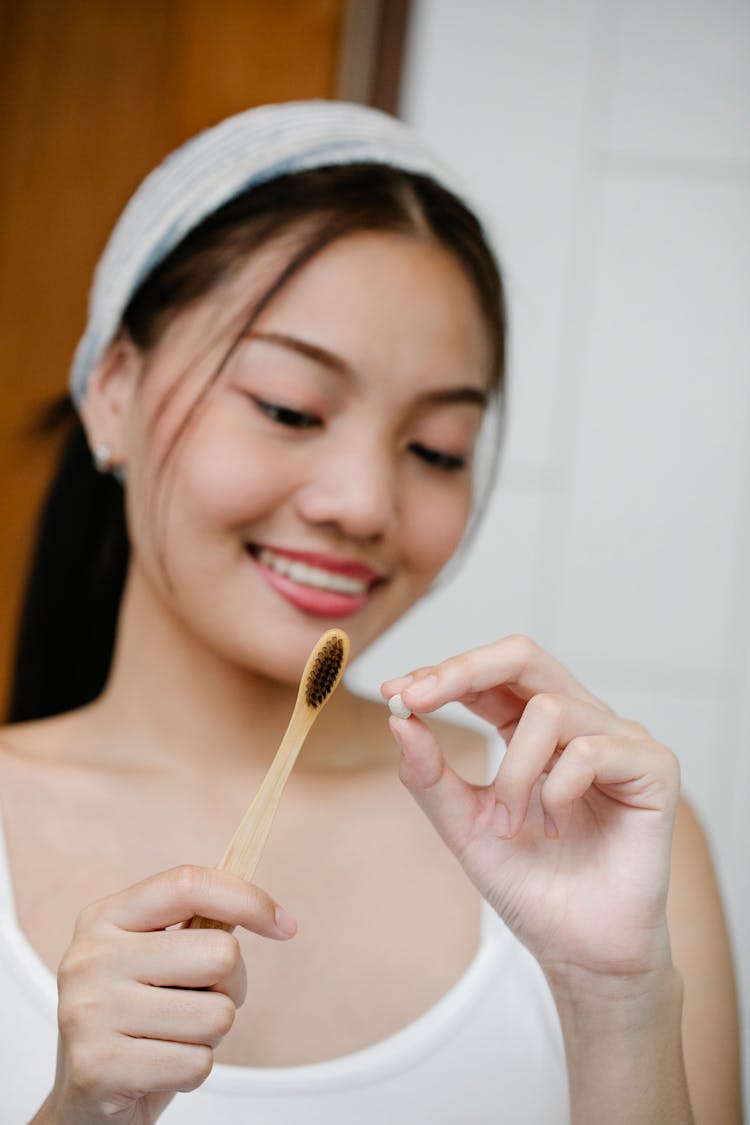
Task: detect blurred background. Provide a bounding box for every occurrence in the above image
[1,0,748,1106]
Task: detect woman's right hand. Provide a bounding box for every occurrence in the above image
[37,865,297,1125]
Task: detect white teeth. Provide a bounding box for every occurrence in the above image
[257,548,369,596]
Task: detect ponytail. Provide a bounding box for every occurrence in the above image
[6,398,129,722]
[7,165,505,723]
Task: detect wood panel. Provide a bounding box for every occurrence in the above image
[0,0,351,709]
[172,0,346,139]
[337,0,412,114]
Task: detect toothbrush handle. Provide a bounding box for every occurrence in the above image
[188,707,315,931]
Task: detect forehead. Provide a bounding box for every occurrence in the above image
[240,229,494,390]
[139,227,494,415]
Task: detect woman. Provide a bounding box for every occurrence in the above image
[0,101,740,1124]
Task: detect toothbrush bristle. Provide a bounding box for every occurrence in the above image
[305,635,346,708]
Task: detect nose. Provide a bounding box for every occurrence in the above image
[293,434,397,542]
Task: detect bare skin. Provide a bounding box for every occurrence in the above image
[384,638,742,1124]
[0,696,486,1070]
[668,801,742,1124]
[1,666,740,1120]
[4,228,741,1122]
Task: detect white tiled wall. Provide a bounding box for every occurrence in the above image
[603,0,750,164]
[347,0,750,1107]
[558,178,750,672]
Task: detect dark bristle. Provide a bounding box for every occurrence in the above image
[305,636,345,708]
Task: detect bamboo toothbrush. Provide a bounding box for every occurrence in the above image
[189,627,350,930]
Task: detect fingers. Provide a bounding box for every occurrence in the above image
[387,681,679,847]
[127,929,248,1004]
[491,693,676,838]
[61,928,245,992]
[114,981,237,1047]
[382,634,606,719]
[62,1035,215,1102]
[57,971,229,1100]
[81,865,297,939]
[492,693,636,833]
[382,637,609,746]
[54,867,293,1116]
[389,715,496,859]
[539,735,681,838]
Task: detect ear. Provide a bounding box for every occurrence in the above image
[79,332,143,469]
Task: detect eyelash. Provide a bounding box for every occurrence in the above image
[409,443,466,472]
[252,398,466,471]
[252,398,321,429]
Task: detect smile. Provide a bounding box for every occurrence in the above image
[255,547,370,596]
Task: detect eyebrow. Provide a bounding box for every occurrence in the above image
[247,331,488,408]
[248,331,352,377]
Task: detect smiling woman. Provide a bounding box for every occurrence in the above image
[0,101,740,1125]
[73,167,500,693]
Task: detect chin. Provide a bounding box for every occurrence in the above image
[191,576,425,686]
[220,615,341,688]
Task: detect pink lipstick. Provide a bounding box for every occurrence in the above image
[247,544,383,619]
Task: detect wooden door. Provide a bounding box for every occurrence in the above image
[0,0,411,710]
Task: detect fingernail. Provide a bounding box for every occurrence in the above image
[404,674,437,704]
[274,905,298,937]
[492,802,511,838]
[544,814,558,840]
[383,673,413,692]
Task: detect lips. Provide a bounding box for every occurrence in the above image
[247,543,385,618]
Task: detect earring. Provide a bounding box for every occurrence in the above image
[92,443,114,473]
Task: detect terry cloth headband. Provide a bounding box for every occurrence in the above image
[69,99,472,407]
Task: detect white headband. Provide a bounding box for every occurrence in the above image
[69,99,471,406]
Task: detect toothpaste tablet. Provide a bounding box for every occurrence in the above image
[388,693,412,719]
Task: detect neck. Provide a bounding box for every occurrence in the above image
[82,566,365,778]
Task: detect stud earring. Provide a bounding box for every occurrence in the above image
[92,443,114,473]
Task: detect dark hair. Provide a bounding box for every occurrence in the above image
[7,163,506,723]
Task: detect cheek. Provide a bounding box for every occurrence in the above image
[401,485,472,577]
[166,405,292,530]
[127,415,291,572]
[177,438,271,527]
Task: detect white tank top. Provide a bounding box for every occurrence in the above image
[0,806,570,1124]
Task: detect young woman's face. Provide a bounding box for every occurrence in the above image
[121,228,493,683]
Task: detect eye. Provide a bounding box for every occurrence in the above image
[410,442,466,472]
[252,397,322,430]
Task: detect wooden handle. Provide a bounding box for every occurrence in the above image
[189,707,316,930]
[188,628,349,931]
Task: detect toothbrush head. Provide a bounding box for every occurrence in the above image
[304,629,349,709]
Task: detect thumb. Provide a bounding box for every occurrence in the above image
[389,715,492,859]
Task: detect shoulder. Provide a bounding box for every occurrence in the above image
[0,712,71,759]
[667,797,742,1122]
[669,797,731,932]
[0,710,86,789]
[671,797,712,859]
[667,796,738,998]
[668,796,734,974]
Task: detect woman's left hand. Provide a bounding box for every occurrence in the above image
[382,635,681,987]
